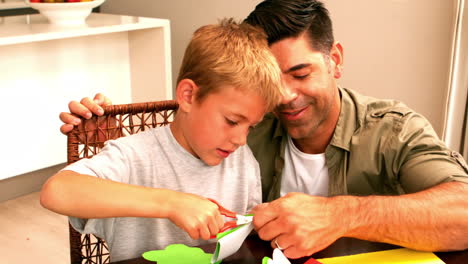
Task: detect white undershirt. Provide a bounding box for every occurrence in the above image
[280,135,329,197]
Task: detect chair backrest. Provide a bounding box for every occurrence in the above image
[67,100,178,264]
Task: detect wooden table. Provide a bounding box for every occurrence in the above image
[112,234,468,264]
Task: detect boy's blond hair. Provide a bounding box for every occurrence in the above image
[177,18,283,112]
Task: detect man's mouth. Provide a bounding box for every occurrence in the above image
[279,106,308,121]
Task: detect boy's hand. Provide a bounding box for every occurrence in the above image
[167,192,224,240]
[59,93,112,134]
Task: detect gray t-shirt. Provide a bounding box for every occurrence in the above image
[65,126,262,262]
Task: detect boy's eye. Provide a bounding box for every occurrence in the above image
[225,118,238,126]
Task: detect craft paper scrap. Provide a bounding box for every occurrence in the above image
[317,248,445,264]
[262,248,292,264]
[142,244,219,264]
[211,222,254,263]
[303,258,324,264]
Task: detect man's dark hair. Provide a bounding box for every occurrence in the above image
[244,0,334,54]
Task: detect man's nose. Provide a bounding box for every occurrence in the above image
[280,81,298,105]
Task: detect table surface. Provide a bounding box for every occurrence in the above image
[112,234,468,264]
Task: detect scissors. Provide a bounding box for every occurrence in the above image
[208,198,253,238]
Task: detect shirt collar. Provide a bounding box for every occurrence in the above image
[329,87,365,151]
[272,113,286,139]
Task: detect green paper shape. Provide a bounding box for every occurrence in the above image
[142,244,220,264]
[262,256,271,264]
[212,224,248,261]
[216,225,244,240]
[215,214,253,241]
[212,221,255,263]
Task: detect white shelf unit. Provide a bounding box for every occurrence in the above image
[0,13,172,179]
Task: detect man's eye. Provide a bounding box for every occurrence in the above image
[293,74,309,80]
[225,118,238,126]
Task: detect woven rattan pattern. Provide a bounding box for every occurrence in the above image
[67,100,178,264]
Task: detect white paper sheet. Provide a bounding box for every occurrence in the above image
[265,249,292,264]
[271,248,291,264]
[210,222,254,263]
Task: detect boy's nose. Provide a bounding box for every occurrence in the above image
[231,129,247,147]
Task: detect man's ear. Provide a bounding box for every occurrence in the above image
[175,79,198,113]
[330,41,344,79]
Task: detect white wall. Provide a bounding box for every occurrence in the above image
[102,0,455,136]
[101,0,261,90]
[324,0,455,136]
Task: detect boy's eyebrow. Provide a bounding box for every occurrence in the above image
[231,113,248,121]
[284,63,311,73]
[231,113,262,125]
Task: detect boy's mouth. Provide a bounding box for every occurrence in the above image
[216,148,233,158]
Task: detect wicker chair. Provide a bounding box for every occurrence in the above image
[67,100,179,264]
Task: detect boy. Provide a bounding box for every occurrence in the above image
[40,18,283,262]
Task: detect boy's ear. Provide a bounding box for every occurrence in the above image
[176,79,198,112]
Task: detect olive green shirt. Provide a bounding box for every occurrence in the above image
[247,87,468,202]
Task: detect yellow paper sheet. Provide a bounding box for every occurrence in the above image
[318,248,445,264]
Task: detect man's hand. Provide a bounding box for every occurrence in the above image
[59,93,112,134]
[252,192,347,259]
[166,192,224,240]
[253,183,468,258]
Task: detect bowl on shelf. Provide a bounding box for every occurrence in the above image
[26,0,106,26]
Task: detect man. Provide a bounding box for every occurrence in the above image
[59,0,468,259]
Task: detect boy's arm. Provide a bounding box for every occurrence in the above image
[40,170,224,240]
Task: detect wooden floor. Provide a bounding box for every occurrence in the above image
[0,192,70,263]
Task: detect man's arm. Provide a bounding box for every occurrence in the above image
[345,181,468,250]
[59,93,111,134]
[40,170,224,240]
[252,181,468,259]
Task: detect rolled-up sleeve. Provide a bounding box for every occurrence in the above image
[395,113,468,193]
